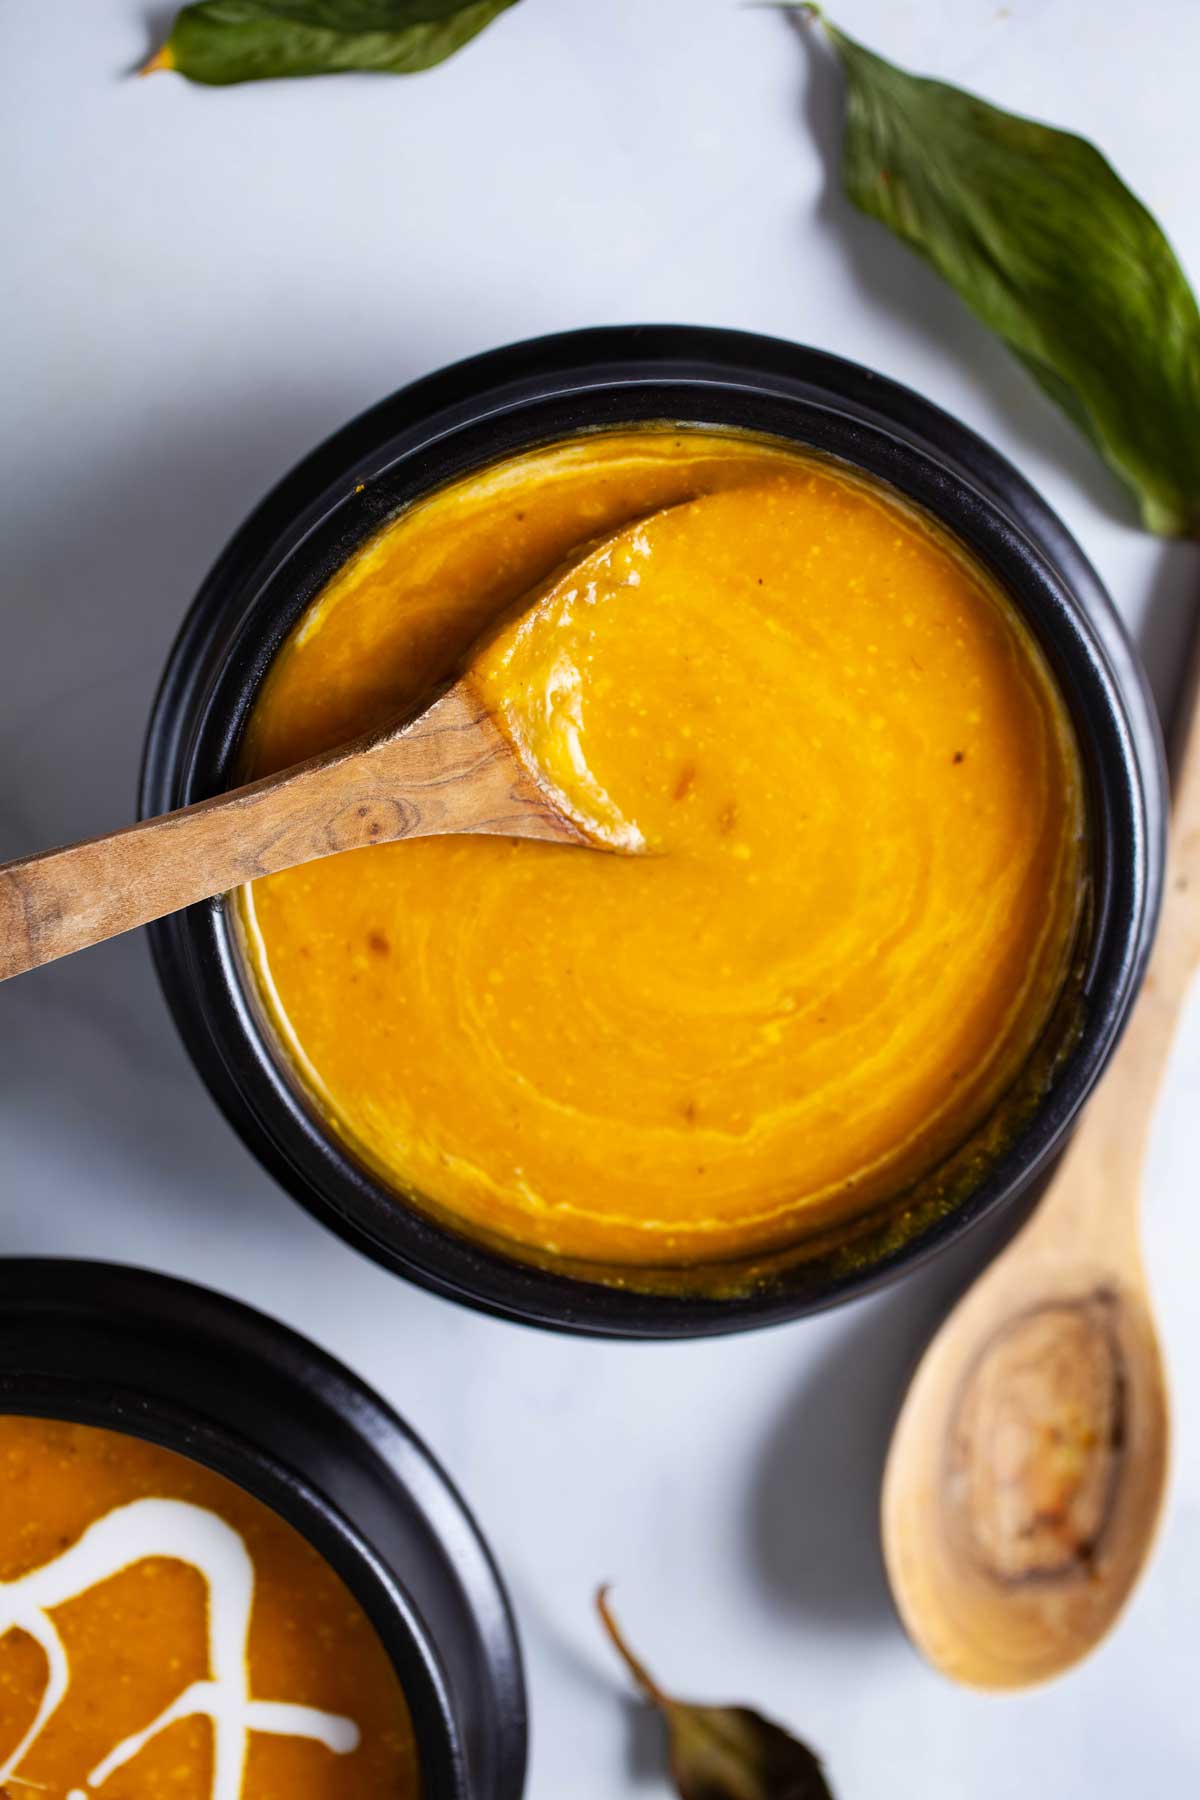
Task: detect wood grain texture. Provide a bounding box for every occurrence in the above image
[881,605,1200,1690]
[1027,612,1200,1257]
[0,681,587,984]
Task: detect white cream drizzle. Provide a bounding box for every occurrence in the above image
[0,1497,362,1798]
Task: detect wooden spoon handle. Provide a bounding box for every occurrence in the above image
[1036,608,1200,1246]
[0,685,573,983]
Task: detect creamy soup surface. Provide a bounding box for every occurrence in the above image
[240,428,1085,1277]
[0,1416,419,1800]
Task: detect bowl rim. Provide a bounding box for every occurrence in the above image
[0,1257,527,1798]
[141,324,1166,1339]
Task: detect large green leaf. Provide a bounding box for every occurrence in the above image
[803,9,1200,537]
[145,0,519,85]
[236,2,483,24]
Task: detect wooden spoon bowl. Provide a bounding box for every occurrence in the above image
[883,1230,1169,1687]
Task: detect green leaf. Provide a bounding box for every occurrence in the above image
[797,7,1200,537]
[596,1588,834,1800]
[144,0,519,85]
[228,2,488,24]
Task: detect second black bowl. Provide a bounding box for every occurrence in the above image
[0,1260,526,1796]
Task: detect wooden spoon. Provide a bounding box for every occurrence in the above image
[3,505,704,985]
[0,673,591,986]
[881,619,1200,1690]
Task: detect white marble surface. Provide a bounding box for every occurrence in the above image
[2,1,1199,1792]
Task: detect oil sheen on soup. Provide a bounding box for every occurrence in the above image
[0,1416,419,1799]
[239,428,1085,1278]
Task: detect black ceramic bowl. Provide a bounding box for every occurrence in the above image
[0,1260,525,1798]
[142,326,1166,1339]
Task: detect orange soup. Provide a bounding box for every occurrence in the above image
[239,428,1085,1278]
[0,1416,419,1799]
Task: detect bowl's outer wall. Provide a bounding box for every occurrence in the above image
[0,1259,527,1800]
[141,326,1167,1339]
